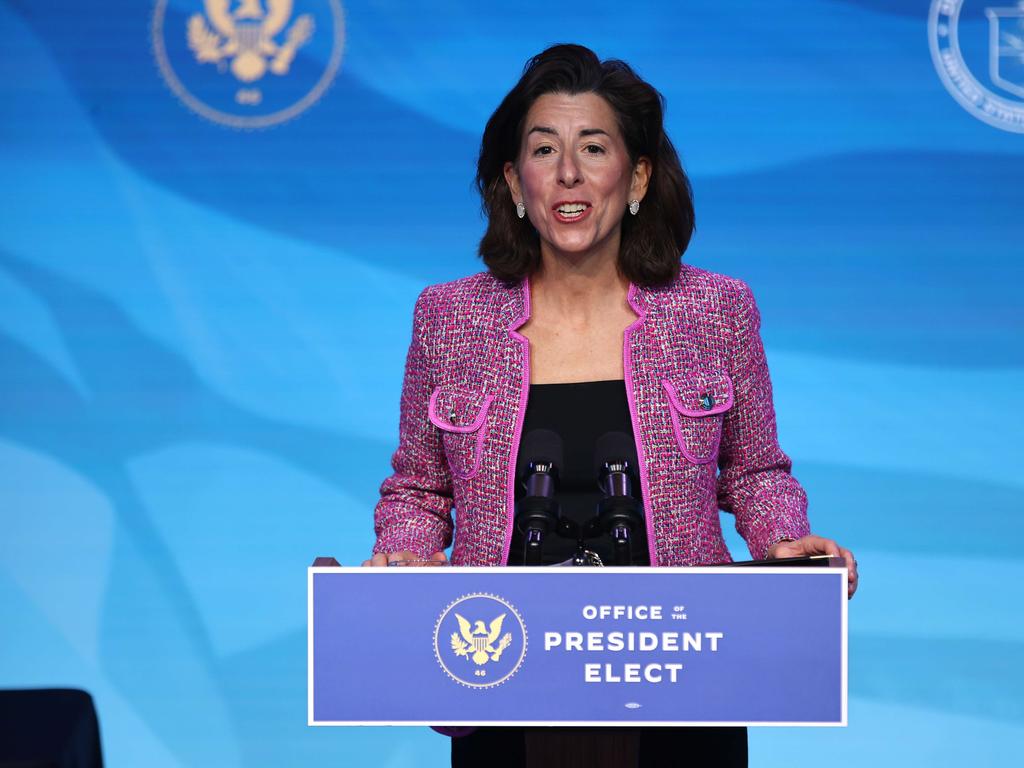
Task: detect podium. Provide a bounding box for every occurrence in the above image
[308,565,846,728]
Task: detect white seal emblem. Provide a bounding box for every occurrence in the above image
[434,593,528,689]
[152,1,345,129]
[929,0,1024,132]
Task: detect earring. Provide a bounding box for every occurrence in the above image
[628,199,640,216]
[516,201,526,219]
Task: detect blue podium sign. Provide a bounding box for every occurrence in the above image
[308,567,846,727]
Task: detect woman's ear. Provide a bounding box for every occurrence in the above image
[631,157,652,202]
[503,161,522,203]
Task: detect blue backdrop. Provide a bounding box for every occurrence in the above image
[1,1,1021,765]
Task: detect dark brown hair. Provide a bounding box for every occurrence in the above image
[476,44,695,287]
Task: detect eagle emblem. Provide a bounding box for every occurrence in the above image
[187,0,314,83]
[450,612,513,665]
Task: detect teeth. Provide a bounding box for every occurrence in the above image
[557,203,587,214]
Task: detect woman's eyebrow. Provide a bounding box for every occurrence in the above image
[526,126,611,137]
[527,125,558,137]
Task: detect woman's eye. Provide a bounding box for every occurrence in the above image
[583,144,605,154]
[533,145,554,156]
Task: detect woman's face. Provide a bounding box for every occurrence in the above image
[504,91,650,264]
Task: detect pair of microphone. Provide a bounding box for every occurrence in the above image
[515,430,643,566]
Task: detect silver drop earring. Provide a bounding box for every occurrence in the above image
[516,201,526,219]
[628,199,640,216]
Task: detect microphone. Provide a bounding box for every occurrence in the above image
[593,431,644,566]
[515,429,564,566]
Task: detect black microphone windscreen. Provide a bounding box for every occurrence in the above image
[593,431,635,476]
[519,429,564,472]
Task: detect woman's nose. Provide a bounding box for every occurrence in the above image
[558,154,582,187]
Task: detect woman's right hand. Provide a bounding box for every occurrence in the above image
[361,550,449,567]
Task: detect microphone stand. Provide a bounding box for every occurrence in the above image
[516,459,560,566]
[596,459,643,566]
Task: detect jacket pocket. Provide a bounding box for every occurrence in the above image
[662,371,734,465]
[428,386,493,480]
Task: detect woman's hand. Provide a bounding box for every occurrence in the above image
[767,535,858,599]
[360,550,449,567]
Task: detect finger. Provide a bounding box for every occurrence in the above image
[821,537,841,557]
[370,553,389,567]
[837,547,856,595]
[841,548,858,598]
[839,547,855,572]
[775,544,800,559]
[386,551,416,566]
[429,551,448,562]
[767,539,799,559]
[803,535,840,557]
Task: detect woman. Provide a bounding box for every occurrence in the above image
[364,44,858,766]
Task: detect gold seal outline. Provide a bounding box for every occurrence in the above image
[151,0,345,129]
[434,592,528,690]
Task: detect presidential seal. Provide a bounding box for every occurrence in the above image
[152,1,345,129]
[929,0,1024,132]
[434,593,528,689]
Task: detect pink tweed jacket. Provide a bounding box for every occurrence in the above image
[373,264,809,566]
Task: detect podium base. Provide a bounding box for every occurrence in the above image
[526,728,639,768]
[452,726,747,768]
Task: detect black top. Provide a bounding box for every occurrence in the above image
[507,380,650,566]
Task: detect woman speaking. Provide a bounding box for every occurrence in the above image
[363,44,858,766]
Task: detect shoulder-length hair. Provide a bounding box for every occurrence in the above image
[476,44,695,288]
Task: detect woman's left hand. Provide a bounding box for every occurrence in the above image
[767,535,858,599]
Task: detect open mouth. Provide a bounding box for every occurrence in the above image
[553,202,591,222]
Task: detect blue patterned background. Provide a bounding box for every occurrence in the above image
[1,0,1021,764]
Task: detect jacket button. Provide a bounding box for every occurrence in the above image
[700,394,715,411]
